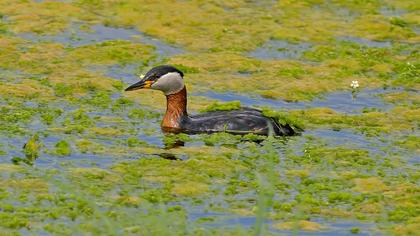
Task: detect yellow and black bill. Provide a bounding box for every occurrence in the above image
[125,79,154,91]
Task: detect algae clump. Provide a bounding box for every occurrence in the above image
[23,134,40,161]
[54,140,71,156]
[262,108,305,133]
[200,101,241,112]
[273,220,326,231]
[0,0,418,234]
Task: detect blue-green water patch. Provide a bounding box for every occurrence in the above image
[105,63,140,84]
[89,63,141,85]
[0,68,28,82]
[272,220,376,236]
[19,24,183,60]
[304,129,419,162]
[249,40,312,60]
[201,88,399,114]
[380,7,407,17]
[336,36,392,48]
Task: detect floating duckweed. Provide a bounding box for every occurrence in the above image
[126,136,147,147]
[82,91,112,109]
[394,135,420,151]
[163,133,192,147]
[327,191,353,203]
[0,215,29,229]
[391,221,420,235]
[353,177,387,193]
[390,17,409,27]
[262,108,305,132]
[11,156,33,166]
[350,227,360,234]
[70,109,94,127]
[393,62,420,87]
[40,107,63,125]
[241,133,267,142]
[75,139,103,154]
[172,181,209,196]
[111,80,124,90]
[69,40,155,65]
[200,101,241,112]
[70,167,116,181]
[285,169,310,178]
[171,64,200,73]
[277,66,309,79]
[89,127,122,136]
[23,134,40,161]
[0,0,419,234]
[113,195,141,207]
[273,220,325,231]
[291,106,419,134]
[201,132,241,147]
[0,23,8,35]
[54,83,74,97]
[112,97,134,111]
[128,108,160,120]
[54,140,71,156]
[388,207,419,222]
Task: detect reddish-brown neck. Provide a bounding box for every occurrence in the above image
[161,86,188,132]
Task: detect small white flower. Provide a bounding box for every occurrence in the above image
[139,74,145,79]
[350,80,359,89]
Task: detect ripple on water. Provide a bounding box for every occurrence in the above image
[249,40,312,60]
[202,88,399,114]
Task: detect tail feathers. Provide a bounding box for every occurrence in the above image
[271,119,299,136]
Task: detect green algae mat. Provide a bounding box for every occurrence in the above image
[0,0,419,235]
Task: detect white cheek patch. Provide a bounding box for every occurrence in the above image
[151,72,184,95]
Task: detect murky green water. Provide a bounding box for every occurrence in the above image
[0,0,419,235]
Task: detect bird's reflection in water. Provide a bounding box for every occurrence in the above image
[156,133,293,161]
[164,139,185,149]
[157,152,181,160]
[154,135,186,161]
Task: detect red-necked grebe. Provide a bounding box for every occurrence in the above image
[125,65,295,136]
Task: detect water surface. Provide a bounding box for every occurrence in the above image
[1,2,418,234]
[20,24,183,61]
[249,40,312,60]
[201,88,400,114]
[336,36,392,48]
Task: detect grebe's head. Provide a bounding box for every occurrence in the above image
[125,65,184,95]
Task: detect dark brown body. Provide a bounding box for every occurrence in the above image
[162,87,295,136]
